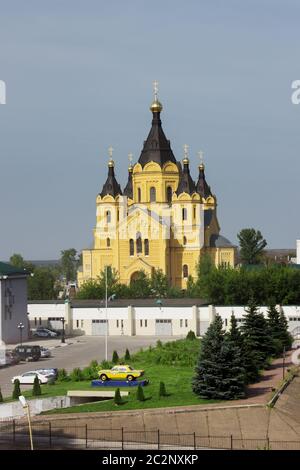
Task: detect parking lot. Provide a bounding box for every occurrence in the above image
[0,335,178,397]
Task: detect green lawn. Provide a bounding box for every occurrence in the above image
[5,338,221,413]
[42,363,219,414]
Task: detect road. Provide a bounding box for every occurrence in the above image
[0,335,179,397]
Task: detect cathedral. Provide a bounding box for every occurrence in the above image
[78,86,235,289]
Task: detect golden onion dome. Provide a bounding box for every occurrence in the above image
[108,159,115,168]
[182,157,190,165]
[199,163,205,171]
[150,99,163,113]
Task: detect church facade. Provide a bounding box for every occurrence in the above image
[78,90,236,289]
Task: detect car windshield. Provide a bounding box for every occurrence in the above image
[128,366,133,371]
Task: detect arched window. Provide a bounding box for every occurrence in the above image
[144,239,149,256]
[129,239,134,256]
[183,264,189,278]
[106,238,110,247]
[137,188,141,202]
[166,186,172,203]
[182,208,187,221]
[136,232,142,254]
[183,236,187,246]
[106,210,111,223]
[150,186,156,202]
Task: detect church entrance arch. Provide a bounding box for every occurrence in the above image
[130,271,140,283]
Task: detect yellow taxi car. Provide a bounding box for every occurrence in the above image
[98,365,144,382]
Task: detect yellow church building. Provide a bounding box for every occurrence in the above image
[78,87,236,289]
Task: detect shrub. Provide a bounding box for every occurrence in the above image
[82,366,98,380]
[12,379,21,400]
[136,384,145,402]
[159,381,167,398]
[57,369,70,382]
[186,330,196,340]
[32,375,41,396]
[100,360,111,369]
[124,348,131,361]
[112,351,119,364]
[156,340,163,349]
[114,388,123,405]
[0,387,3,403]
[70,368,84,382]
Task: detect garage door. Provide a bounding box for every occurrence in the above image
[91,320,108,335]
[155,319,172,336]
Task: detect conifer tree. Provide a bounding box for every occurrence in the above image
[279,311,293,350]
[114,388,122,405]
[124,348,131,361]
[227,312,259,384]
[112,350,119,364]
[136,384,145,401]
[240,298,273,371]
[32,375,42,396]
[159,381,167,398]
[12,379,21,400]
[193,315,246,399]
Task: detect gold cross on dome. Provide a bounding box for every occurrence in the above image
[108,146,114,160]
[183,144,189,159]
[198,150,204,165]
[153,80,159,101]
[128,152,133,164]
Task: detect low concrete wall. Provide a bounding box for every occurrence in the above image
[0,396,70,420]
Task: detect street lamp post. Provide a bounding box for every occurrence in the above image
[17,322,25,346]
[282,346,286,380]
[105,266,108,361]
[60,317,65,344]
[19,396,33,450]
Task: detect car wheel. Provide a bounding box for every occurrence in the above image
[100,374,108,381]
[127,375,134,381]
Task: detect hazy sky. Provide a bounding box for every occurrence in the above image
[0,0,300,260]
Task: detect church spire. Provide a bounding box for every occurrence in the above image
[99,147,122,198]
[196,151,212,198]
[138,81,177,167]
[176,145,196,195]
[123,153,133,199]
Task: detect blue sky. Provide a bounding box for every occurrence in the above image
[0,0,300,259]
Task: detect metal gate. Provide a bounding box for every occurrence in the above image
[91,319,108,335]
[155,319,172,336]
[48,317,63,330]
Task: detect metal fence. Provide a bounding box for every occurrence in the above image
[1,420,300,450]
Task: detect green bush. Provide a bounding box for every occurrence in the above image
[136,384,145,402]
[156,340,163,349]
[99,360,112,369]
[57,368,70,382]
[112,350,119,364]
[82,366,98,380]
[0,387,3,403]
[70,368,84,382]
[159,381,167,398]
[114,388,123,405]
[12,379,21,400]
[124,348,131,361]
[186,330,196,340]
[32,375,42,396]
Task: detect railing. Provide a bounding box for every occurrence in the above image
[1,420,300,450]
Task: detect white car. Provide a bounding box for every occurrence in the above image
[11,371,50,385]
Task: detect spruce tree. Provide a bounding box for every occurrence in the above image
[193,315,246,399]
[0,387,3,403]
[159,381,167,398]
[12,379,21,400]
[240,298,273,371]
[32,375,42,396]
[136,384,145,401]
[279,311,293,350]
[124,348,131,361]
[112,350,119,364]
[227,313,259,384]
[114,388,122,405]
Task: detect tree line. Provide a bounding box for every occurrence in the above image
[192,299,293,400]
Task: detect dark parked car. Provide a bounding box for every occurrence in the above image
[14,345,41,362]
